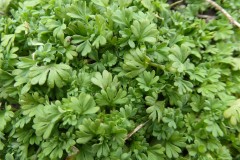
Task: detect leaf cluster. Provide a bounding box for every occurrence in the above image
[0,0,240,159]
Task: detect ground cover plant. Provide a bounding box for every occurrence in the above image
[0,0,240,159]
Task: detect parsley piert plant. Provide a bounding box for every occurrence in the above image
[0,0,240,159]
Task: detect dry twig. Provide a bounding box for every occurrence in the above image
[124,120,149,141]
[206,0,240,28]
[170,0,184,8]
[197,14,216,20]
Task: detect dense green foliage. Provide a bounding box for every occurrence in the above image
[1,0,240,159]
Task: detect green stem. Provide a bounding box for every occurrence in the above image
[149,62,165,70]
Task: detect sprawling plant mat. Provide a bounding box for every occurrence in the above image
[0,0,240,159]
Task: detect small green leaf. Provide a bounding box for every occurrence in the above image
[92,35,106,49]
[174,78,193,95]
[91,70,119,89]
[5,153,14,160]
[146,93,164,122]
[131,20,158,44]
[224,99,240,125]
[96,86,128,107]
[53,24,66,41]
[92,0,109,7]
[76,40,92,56]
[29,64,71,88]
[137,71,159,91]
[0,105,14,131]
[121,48,149,78]
[147,144,165,160]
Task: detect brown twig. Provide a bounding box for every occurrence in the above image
[124,120,149,141]
[206,0,240,28]
[197,14,216,20]
[170,0,184,8]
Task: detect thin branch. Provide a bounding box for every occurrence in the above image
[197,14,216,20]
[149,62,165,70]
[170,0,184,8]
[206,0,240,28]
[124,120,149,141]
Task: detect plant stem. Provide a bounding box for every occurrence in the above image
[170,0,184,8]
[206,0,240,28]
[197,14,216,20]
[149,62,165,70]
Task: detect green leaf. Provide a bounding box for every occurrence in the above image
[76,40,92,56]
[92,0,109,7]
[165,132,186,158]
[76,119,101,144]
[1,34,15,52]
[0,105,14,131]
[113,8,133,27]
[217,146,232,160]
[187,66,207,82]
[13,57,36,89]
[213,22,234,40]
[19,92,45,117]
[0,69,14,85]
[204,120,223,137]
[53,24,66,41]
[0,132,5,150]
[198,82,225,99]
[45,19,61,30]
[15,22,29,34]
[101,51,117,67]
[166,143,181,158]
[75,145,94,160]
[65,93,99,115]
[5,153,14,160]
[93,141,110,158]
[169,45,194,73]
[76,132,93,144]
[224,99,240,125]
[96,86,128,107]
[29,63,71,88]
[190,94,206,112]
[121,48,149,78]
[136,70,159,91]
[33,103,62,139]
[0,0,11,14]
[147,144,165,160]
[1,0,240,159]
[67,1,89,22]
[131,20,158,44]
[91,70,119,89]
[92,35,107,49]
[146,93,164,122]
[23,0,40,7]
[66,50,78,60]
[174,78,193,95]
[141,0,154,10]
[40,135,75,159]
